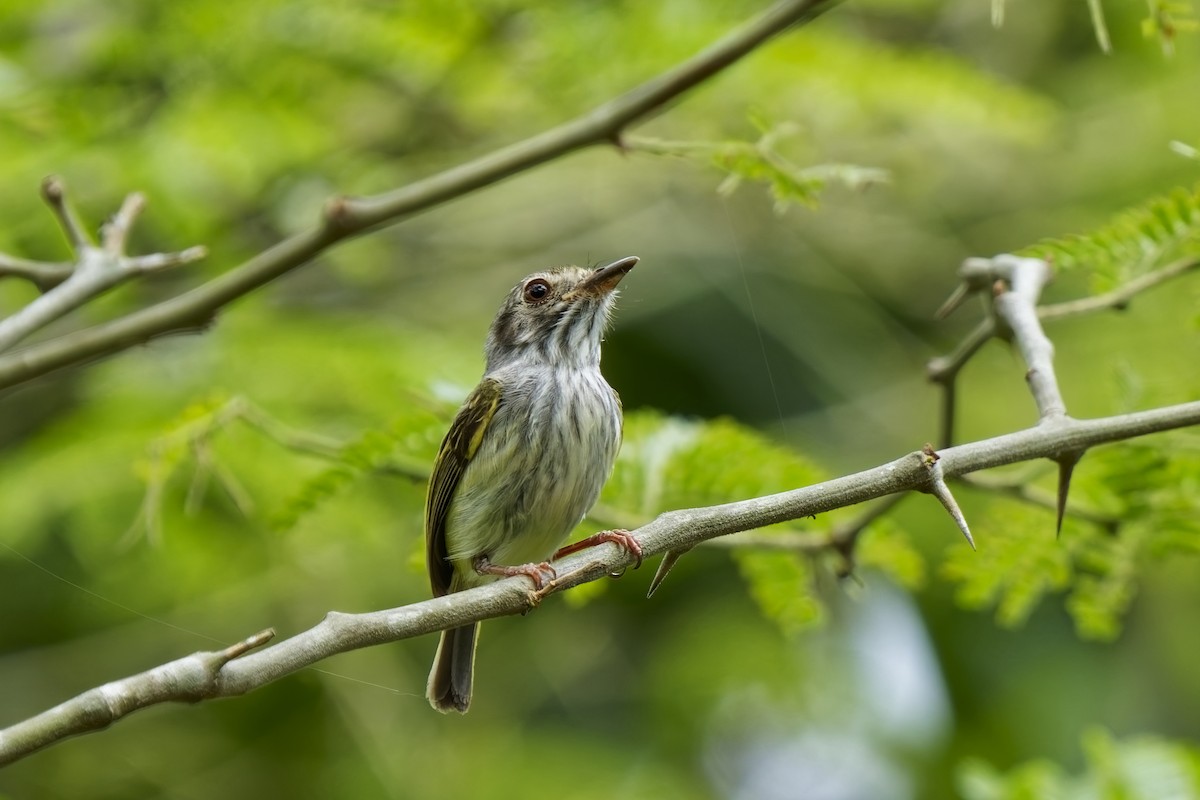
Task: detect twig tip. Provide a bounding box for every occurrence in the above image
[935,282,970,320]
[41,175,66,203]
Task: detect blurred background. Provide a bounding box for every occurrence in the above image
[1,0,1198,797]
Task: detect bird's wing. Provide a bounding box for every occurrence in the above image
[425,377,503,597]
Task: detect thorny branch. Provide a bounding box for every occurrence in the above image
[0,0,1196,771]
[3,399,1199,766]
[926,256,1199,447]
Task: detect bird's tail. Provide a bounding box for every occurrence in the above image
[426,623,478,713]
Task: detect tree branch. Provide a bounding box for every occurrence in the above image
[927,255,1198,447]
[0,0,840,392]
[1038,256,1200,321]
[3,399,1197,766]
[972,255,1066,421]
[0,179,207,354]
[0,255,73,292]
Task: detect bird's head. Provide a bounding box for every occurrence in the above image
[484,255,638,370]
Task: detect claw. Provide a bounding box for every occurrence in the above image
[553,529,643,569]
[473,555,557,591]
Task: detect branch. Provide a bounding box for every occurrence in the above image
[927,255,1199,446]
[4,399,1198,766]
[972,255,1066,420]
[0,179,207,354]
[1038,256,1200,321]
[0,254,73,292]
[0,0,841,391]
[959,472,1119,533]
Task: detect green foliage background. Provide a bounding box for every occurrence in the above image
[1,1,1199,798]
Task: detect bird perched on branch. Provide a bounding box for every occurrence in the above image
[425,256,643,714]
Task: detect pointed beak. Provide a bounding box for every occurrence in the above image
[574,255,639,297]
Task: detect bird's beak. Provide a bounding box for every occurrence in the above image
[571,256,639,298]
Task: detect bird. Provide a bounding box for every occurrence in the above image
[425,255,643,713]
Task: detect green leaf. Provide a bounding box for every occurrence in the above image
[959,728,1200,800]
[940,502,1073,628]
[1023,183,1200,292]
[858,520,926,590]
[733,550,824,635]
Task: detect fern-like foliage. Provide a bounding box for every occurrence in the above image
[603,411,924,632]
[269,423,430,531]
[130,389,959,636]
[629,119,889,214]
[1143,1,1200,56]
[1023,183,1200,291]
[958,728,1200,799]
[942,439,1200,641]
[132,393,444,538]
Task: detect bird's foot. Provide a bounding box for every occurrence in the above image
[473,555,557,591]
[553,529,643,569]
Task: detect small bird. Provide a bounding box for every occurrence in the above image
[425,256,643,714]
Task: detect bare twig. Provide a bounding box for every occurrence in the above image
[825,493,907,576]
[926,318,993,446]
[961,255,1066,421]
[0,255,74,292]
[41,176,91,250]
[1038,257,1200,321]
[3,399,1198,766]
[101,192,147,255]
[927,256,1199,448]
[0,180,207,354]
[0,629,274,767]
[0,0,841,391]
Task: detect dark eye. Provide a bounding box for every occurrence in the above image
[523,278,551,303]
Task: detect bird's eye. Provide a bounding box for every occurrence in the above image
[523,278,551,303]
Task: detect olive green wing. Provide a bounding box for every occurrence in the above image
[425,377,503,597]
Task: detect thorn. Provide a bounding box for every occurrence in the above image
[923,452,975,549]
[1055,451,1084,538]
[935,282,970,319]
[647,548,691,598]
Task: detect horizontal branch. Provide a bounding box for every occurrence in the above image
[3,398,1197,766]
[0,0,840,392]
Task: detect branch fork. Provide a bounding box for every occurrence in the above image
[931,254,1109,535]
[0,177,207,354]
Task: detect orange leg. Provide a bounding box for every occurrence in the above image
[553,529,643,569]
[473,555,556,591]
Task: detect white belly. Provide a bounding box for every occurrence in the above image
[443,367,621,587]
